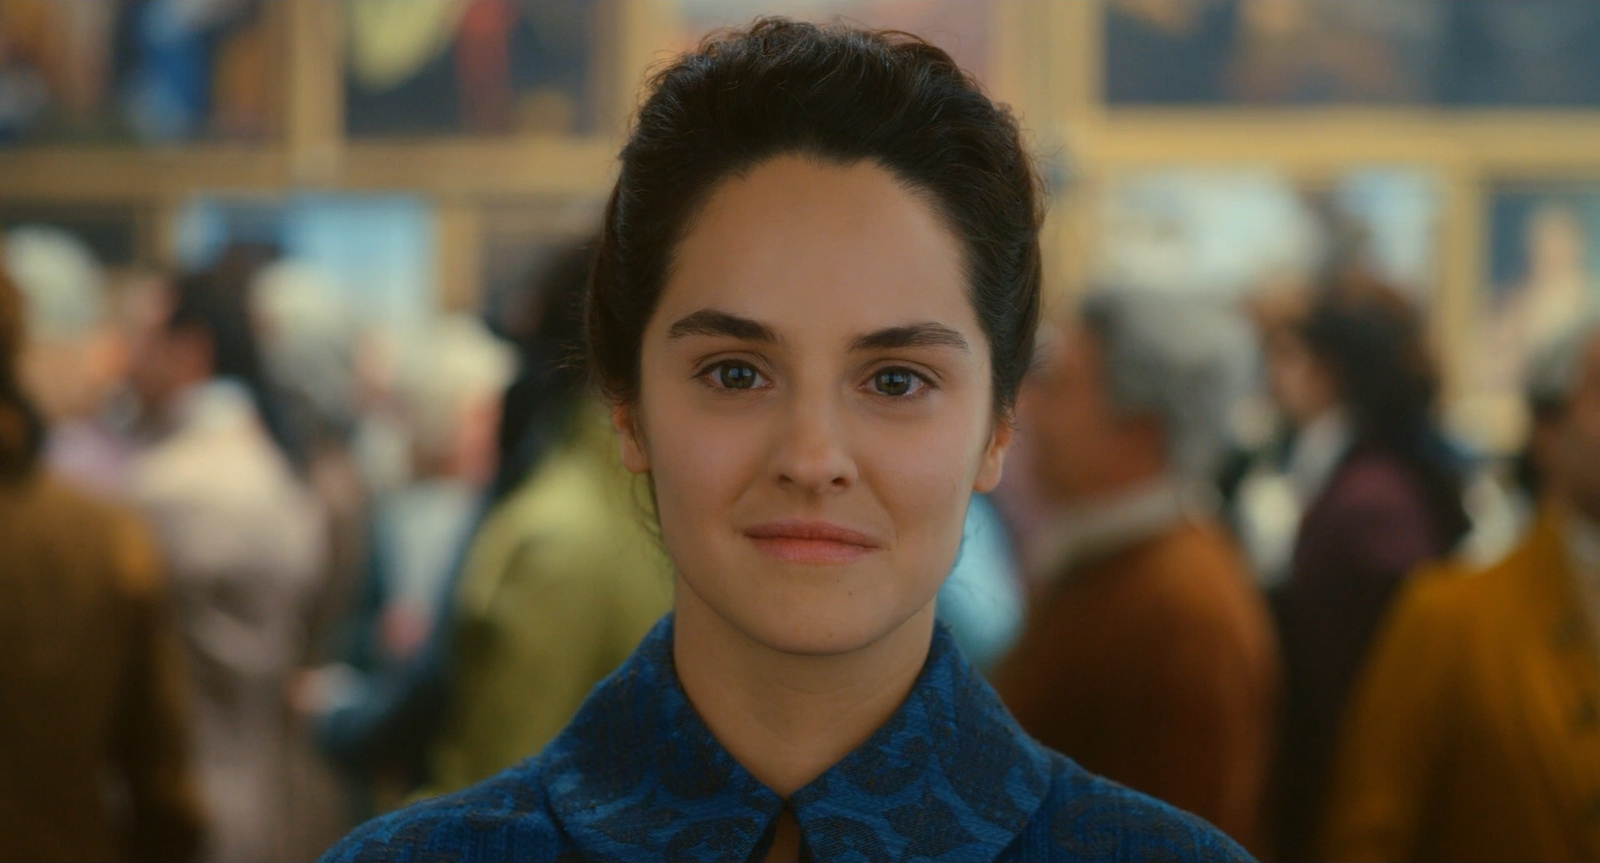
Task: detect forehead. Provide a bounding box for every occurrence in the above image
[659,156,975,341]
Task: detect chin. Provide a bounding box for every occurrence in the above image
[725,578,931,658]
[743,615,887,657]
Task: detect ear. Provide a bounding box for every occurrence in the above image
[973,415,1014,494]
[611,401,650,474]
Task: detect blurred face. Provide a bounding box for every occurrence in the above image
[121,281,206,415]
[1542,335,1600,523]
[615,155,1009,657]
[1263,324,1338,428]
[18,325,126,424]
[1021,321,1163,503]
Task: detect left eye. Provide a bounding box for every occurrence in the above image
[870,368,925,397]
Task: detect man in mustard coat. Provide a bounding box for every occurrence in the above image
[1319,316,1600,862]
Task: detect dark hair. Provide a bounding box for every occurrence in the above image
[167,259,300,465]
[586,17,1043,415]
[0,267,43,481]
[489,237,596,502]
[1300,270,1471,545]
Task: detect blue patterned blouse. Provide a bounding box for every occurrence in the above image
[322,616,1250,862]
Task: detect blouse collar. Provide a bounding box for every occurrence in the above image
[1286,407,1354,507]
[537,615,1053,862]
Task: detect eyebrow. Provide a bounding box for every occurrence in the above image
[665,309,969,354]
[850,323,970,354]
[666,309,779,343]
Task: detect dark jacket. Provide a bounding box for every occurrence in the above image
[1270,446,1459,861]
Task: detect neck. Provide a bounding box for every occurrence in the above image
[1056,459,1171,508]
[671,580,934,798]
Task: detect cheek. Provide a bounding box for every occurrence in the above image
[1272,361,1302,398]
[636,389,767,540]
[858,409,986,560]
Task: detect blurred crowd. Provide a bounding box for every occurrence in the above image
[1,216,1598,863]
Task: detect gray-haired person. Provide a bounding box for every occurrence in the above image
[4,225,134,495]
[992,288,1281,854]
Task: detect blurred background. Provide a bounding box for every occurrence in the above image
[5,2,1600,862]
[5,0,1598,451]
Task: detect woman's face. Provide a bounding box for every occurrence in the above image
[615,155,1010,657]
[1263,325,1337,429]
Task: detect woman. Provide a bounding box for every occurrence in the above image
[324,20,1247,863]
[1262,272,1471,861]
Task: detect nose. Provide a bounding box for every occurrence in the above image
[771,386,858,494]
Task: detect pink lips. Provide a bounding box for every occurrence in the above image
[743,520,882,564]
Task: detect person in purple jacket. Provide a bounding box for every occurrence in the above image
[1262,270,1472,861]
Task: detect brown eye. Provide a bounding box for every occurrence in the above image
[872,368,921,397]
[717,363,759,390]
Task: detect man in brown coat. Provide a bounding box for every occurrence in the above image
[0,264,204,861]
[993,290,1280,853]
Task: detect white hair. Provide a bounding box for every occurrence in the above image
[1080,288,1255,481]
[4,225,107,341]
[250,260,359,430]
[391,315,515,458]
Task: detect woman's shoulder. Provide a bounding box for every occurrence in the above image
[319,759,572,863]
[1000,753,1252,862]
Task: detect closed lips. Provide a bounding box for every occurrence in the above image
[743,521,883,563]
[742,521,881,547]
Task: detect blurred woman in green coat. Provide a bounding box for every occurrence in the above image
[423,240,670,794]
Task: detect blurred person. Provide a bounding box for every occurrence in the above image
[991,289,1280,851]
[295,315,510,822]
[1222,288,1312,589]
[0,265,204,861]
[336,325,416,522]
[421,239,671,795]
[1317,316,1600,862]
[1316,317,1600,862]
[4,224,135,496]
[121,267,327,863]
[1264,272,1471,861]
[248,260,368,863]
[248,259,371,663]
[355,315,513,671]
[325,20,1246,863]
